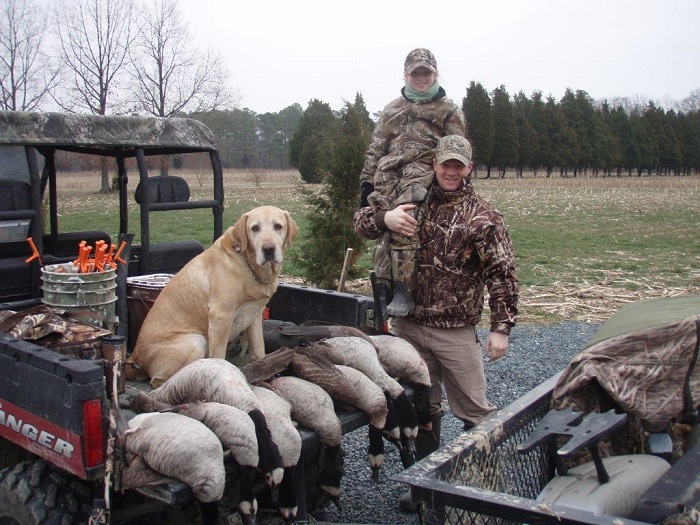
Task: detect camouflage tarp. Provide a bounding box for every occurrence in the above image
[551,295,700,433]
[0,111,217,151]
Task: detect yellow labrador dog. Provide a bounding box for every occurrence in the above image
[125,205,299,388]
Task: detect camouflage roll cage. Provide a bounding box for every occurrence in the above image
[0,111,224,310]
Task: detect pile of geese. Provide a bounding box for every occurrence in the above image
[118,321,431,525]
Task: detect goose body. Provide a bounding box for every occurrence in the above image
[334,364,388,480]
[147,358,283,488]
[252,385,302,524]
[268,375,345,508]
[175,402,260,525]
[290,350,359,407]
[311,337,418,442]
[123,412,225,503]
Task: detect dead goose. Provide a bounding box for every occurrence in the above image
[251,384,302,525]
[268,375,345,508]
[290,349,359,407]
[147,358,284,489]
[122,412,225,524]
[175,401,261,525]
[334,364,389,482]
[369,334,432,430]
[308,337,418,445]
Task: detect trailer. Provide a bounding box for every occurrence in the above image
[395,295,700,525]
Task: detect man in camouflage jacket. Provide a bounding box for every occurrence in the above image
[354,135,519,432]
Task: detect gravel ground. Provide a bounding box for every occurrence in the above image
[310,321,602,525]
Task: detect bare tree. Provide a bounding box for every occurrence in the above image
[0,0,59,111]
[54,0,138,191]
[130,0,234,119]
[680,88,700,113]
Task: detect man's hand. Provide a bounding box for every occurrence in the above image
[484,332,509,362]
[384,204,419,237]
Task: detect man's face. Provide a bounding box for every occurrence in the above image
[433,158,473,191]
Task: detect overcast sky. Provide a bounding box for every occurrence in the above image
[180,0,699,115]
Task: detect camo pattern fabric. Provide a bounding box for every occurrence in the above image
[361,88,465,282]
[361,88,465,205]
[0,111,217,149]
[354,181,519,333]
[551,315,700,433]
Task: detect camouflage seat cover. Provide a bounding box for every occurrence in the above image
[551,295,700,433]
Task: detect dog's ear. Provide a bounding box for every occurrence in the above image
[230,212,249,252]
[284,211,299,248]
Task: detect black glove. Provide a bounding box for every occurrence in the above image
[359,181,374,209]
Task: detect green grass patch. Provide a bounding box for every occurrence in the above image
[54,171,700,297]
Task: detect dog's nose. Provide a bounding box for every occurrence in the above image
[262,243,276,262]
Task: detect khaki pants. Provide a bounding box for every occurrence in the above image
[391,318,496,427]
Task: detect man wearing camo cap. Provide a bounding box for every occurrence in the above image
[359,48,465,320]
[354,134,519,511]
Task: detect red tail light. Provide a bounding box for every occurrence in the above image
[263,307,270,320]
[82,399,104,467]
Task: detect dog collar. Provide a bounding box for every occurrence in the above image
[234,244,270,285]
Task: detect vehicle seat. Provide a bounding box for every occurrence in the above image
[537,454,670,517]
[134,175,190,204]
[0,179,31,212]
[0,180,33,301]
[518,408,671,518]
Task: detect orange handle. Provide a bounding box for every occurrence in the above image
[113,241,127,266]
[80,245,92,273]
[25,238,42,264]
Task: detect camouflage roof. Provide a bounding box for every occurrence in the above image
[0,111,217,151]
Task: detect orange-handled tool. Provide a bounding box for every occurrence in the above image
[113,241,127,266]
[25,238,42,264]
[94,244,107,271]
[79,245,92,273]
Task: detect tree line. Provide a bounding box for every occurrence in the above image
[465,83,700,178]
[288,85,700,183]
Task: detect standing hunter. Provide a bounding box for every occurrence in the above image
[359,48,466,318]
[354,134,519,512]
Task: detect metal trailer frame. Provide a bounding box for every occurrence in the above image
[393,373,654,525]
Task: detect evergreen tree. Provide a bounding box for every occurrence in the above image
[642,104,681,175]
[544,95,578,176]
[513,91,538,177]
[294,94,374,288]
[490,85,518,178]
[289,99,336,182]
[528,91,551,175]
[463,81,494,177]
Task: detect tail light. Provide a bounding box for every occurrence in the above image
[82,399,104,467]
[263,307,270,320]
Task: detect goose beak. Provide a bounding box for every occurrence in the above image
[400,445,416,468]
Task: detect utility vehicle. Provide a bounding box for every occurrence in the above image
[0,111,377,524]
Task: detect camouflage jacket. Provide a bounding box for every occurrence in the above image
[354,181,519,333]
[360,87,466,188]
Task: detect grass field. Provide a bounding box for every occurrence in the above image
[55,169,700,325]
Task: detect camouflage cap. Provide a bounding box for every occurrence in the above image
[435,135,473,165]
[404,48,438,75]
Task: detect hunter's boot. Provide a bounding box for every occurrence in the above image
[399,411,442,512]
[386,250,416,317]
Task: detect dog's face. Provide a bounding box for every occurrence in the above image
[231,206,299,266]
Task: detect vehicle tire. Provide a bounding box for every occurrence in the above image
[0,459,92,525]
